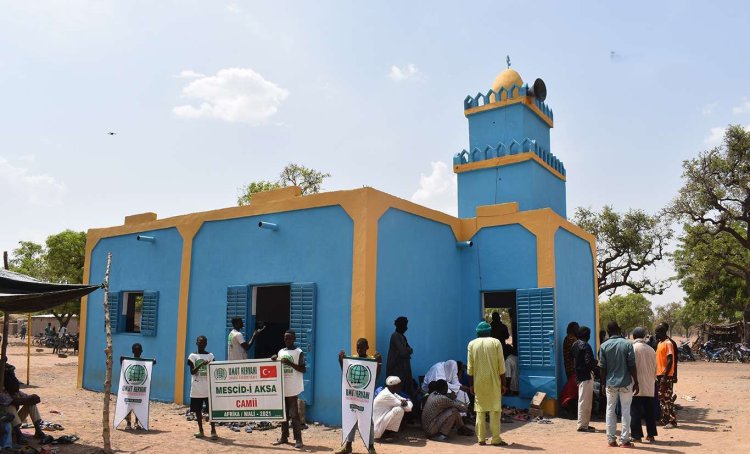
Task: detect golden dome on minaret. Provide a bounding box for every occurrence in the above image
[491,68,524,92]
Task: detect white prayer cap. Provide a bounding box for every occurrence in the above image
[386,376,401,386]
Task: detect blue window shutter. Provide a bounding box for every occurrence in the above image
[226,285,250,342]
[516,288,556,398]
[107,291,120,333]
[141,291,159,337]
[290,282,315,405]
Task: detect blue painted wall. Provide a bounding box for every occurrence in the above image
[459,225,538,350]
[468,103,551,152]
[554,228,596,394]
[185,206,353,425]
[375,209,463,385]
[83,227,183,401]
[457,160,567,218]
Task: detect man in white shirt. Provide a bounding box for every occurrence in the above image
[503,344,519,395]
[227,317,263,360]
[630,327,658,442]
[372,376,413,440]
[271,330,306,449]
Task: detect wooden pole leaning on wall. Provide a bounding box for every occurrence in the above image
[1,251,10,389]
[101,252,113,453]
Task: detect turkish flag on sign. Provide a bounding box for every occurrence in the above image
[260,365,277,378]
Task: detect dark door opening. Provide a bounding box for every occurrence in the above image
[482,291,517,345]
[254,285,291,359]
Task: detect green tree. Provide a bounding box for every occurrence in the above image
[237,163,331,206]
[9,230,86,327]
[668,125,750,340]
[599,293,654,335]
[574,206,672,296]
[654,301,682,336]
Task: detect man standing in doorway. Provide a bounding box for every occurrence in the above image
[490,312,509,344]
[386,317,415,397]
[467,321,507,446]
[227,317,263,360]
[599,321,639,448]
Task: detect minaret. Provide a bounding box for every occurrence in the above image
[453,62,566,218]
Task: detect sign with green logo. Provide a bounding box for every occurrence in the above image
[341,357,377,447]
[208,359,285,422]
[114,358,155,430]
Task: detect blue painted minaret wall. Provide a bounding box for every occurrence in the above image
[455,70,567,218]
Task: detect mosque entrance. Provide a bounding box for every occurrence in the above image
[482,291,517,345]
[252,284,291,359]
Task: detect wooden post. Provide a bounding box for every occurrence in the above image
[26,313,31,385]
[1,251,10,389]
[101,252,113,453]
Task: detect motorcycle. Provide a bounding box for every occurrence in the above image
[733,343,750,363]
[678,341,696,362]
[699,340,731,362]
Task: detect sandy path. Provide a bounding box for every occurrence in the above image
[6,343,749,453]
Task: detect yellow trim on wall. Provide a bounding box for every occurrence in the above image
[453,153,566,182]
[464,96,554,128]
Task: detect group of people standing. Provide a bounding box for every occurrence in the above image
[566,320,679,448]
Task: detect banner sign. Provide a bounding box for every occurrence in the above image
[341,357,378,446]
[208,359,285,422]
[114,357,154,429]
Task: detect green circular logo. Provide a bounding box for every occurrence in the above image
[124,364,147,385]
[346,364,371,390]
[214,368,227,380]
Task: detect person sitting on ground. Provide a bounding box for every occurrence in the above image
[373,376,413,441]
[119,343,156,430]
[421,379,473,441]
[503,344,519,396]
[0,364,50,445]
[421,360,471,407]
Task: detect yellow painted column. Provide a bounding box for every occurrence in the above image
[172,221,202,404]
[76,234,102,388]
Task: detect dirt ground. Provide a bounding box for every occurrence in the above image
[5,342,750,453]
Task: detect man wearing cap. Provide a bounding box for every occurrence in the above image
[372,376,413,441]
[467,321,507,446]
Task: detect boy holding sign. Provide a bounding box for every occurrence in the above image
[188,335,217,440]
[271,329,306,449]
[337,338,381,454]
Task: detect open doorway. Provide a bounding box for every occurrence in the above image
[253,285,291,359]
[482,291,516,345]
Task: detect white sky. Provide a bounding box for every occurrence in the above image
[3,1,750,309]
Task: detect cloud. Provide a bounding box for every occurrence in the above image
[226,2,242,14]
[0,156,66,205]
[732,99,750,114]
[173,68,289,125]
[701,102,717,116]
[410,161,457,216]
[387,64,420,82]
[173,70,206,79]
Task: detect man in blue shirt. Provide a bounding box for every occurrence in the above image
[599,321,639,448]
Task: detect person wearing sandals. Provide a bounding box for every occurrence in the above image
[467,321,507,447]
[599,321,639,448]
[120,343,156,430]
[188,335,217,440]
[421,379,473,441]
[571,326,598,433]
[271,330,306,449]
[0,364,52,445]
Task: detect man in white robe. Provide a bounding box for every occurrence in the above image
[372,376,413,440]
[421,360,471,409]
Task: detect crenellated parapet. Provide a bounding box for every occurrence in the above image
[463,85,554,120]
[452,138,566,176]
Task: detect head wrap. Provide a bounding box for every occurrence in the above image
[385,376,401,386]
[476,321,492,335]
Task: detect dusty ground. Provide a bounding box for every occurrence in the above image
[6,342,750,453]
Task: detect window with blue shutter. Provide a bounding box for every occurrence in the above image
[226,285,251,344]
[516,287,557,398]
[140,291,159,337]
[107,291,121,333]
[290,282,316,405]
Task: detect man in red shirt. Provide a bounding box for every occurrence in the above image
[655,326,676,428]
